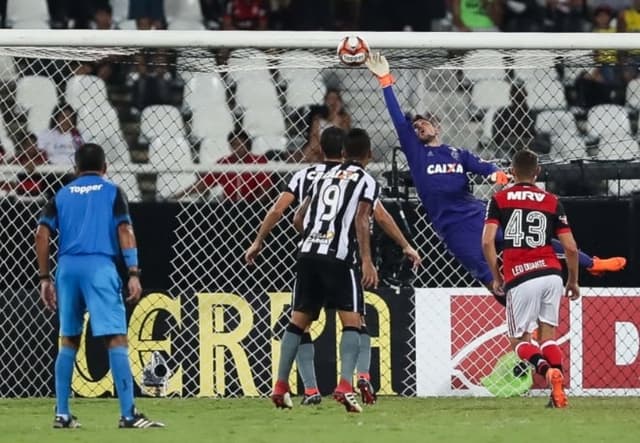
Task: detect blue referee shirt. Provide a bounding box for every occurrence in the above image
[38,173,131,258]
[383,85,498,237]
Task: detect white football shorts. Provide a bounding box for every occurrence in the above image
[505,274,564,338]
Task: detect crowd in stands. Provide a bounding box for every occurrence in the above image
[1,0,640,201]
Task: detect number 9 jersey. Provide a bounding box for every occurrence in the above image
[485,183,572,291]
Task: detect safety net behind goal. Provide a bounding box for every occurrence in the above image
[0,31,638,399]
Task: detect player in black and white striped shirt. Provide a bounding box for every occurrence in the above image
[272,128,382,413]
[247,128,420,408]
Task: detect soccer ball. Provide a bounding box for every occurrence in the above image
[336,35,370,66]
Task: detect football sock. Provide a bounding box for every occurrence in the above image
[338,327,361,389]
[277,323,304,383]
[551,238,593,268]
[54,346,77,416]
[541,340,564,371]
[515,341,549,376]
[296,332,318,394]
[108,346,135,419]
[356,325,371,380]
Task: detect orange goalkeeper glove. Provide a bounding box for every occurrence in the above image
[365,52,394,87]
[490,171,512,186]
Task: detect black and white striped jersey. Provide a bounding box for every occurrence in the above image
[299,160,380,263]
[285,161,340,204]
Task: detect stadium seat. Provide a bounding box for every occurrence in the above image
[0,119,15,160]
[117,19,138,30]
[184,73,234,140]
[148,136,193,169]
[252,135,287,156]
[168,19,205,30]
[165,0,202,21]
[7,0,49,24]
[111,0,130,23]
[199,136,229,165]
[0,56,17,83]
[140,105,186,141]
[243,106,286,138]
[626,78,640,111]
[535,110,578,136]
[608,179,640,196]
[228,49,272,84]
[107,172,141,202]
[525,74,567,111]
[15,75,58,134]
[77,103,131,165]
[11,19,50,29]
[156,172,198,200]
[470,80,511,113]
[588,104,631,138]
[65,75,109,111]
[235,78,280,110]
[279,50,325,108]
[461,50,506,83]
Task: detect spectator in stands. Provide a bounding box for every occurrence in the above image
[544,0,587,32]
[4,134,48,197]
[501,0,545,31]
[452,0,503,31]
[586,5,621,84]
[172,128,273,202]
[617,0,640,31]
[91,2,117,29]
[200,0,225,29]
[37,104,84,166]
[47,0,92,28]
[127,51,178,111]
[222,0,269,30]
[492,81,535,157]
[283,0,332,30]
[129,0,166,29]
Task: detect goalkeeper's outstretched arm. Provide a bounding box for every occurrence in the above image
[365,53,418,151]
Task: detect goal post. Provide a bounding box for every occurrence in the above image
[0,30,638,399]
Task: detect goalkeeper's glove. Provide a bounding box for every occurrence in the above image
[489,170,512,186]
[365,52,394,87]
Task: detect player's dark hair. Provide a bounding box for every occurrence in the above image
[320,126,345,159]
[511,149,538,178]
[227,127,252,151]
[413,111,440,127]
[75,143,106,172]
[343,127,371,160]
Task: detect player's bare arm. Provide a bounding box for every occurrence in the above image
[245,192,296,265]
[34,224,56,312]
[356,201,378,289]
[293,196,311,234]
[373,202,422,269]
[118,223,142,304]
[557,231,580,300]
[481,223,504,295]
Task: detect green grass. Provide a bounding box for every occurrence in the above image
[1,397,639,443]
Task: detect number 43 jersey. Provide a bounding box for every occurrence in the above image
[299,160,380,264]
[485,183,572,290]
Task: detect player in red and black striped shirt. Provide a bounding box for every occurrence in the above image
[482,149,580,408]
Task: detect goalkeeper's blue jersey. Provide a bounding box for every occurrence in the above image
[38,173,131,258]
[383,85,498,237]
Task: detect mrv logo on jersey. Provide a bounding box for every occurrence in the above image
[507,191,545,202]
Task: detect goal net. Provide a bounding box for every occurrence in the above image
[0,31,638,399]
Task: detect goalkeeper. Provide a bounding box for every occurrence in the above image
[365,53,626,298]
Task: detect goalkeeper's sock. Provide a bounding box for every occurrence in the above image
[108,346,135,419]
[551,238,593,268]
[356,325,371,380]
[54,346,77,417]
[515,341,549,376]
[541,340,564,372]
[277,323,303,383]
[338,327,361,390]
[296,333,318,394]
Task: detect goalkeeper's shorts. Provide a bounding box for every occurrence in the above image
[56,255,126,337]
[443,227,494,286]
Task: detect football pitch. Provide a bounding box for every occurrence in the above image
[1,396,639,443]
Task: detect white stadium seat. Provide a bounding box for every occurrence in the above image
[235,78,280,110]
[11,19,50,29]
[199,136,229,165]
[149,137,193,168]
[252,135,287,156]
[78,103,130,165]
[0,56,17,82]
[525,74,567,111]
[15,75,58,134]
[627,78,640,110]
[108,172,141,202]
[184,73,234,140]
[140,105,186,141]
[65,75,109,111]
[461,50,505,83]
[535,110,578,136]
[165,0,202,21]
[243,106,285,138]
[228,49,272,84]
[470,80,511,111]
[168,19,205,30]
[157,173,198,200]
[111,0,130,23]
[588,104,631,138]
[7,0,49,23]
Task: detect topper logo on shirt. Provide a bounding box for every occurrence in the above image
[506,190,545,202]
[426,163,464,174]
[69,184,103,195]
